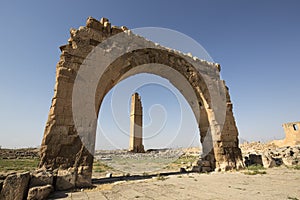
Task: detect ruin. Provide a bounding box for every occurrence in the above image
[129,93,145,153]
[273,121,300,147]
[39,17,244,188]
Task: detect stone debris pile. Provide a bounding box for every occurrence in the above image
[0,169,53,200]
[0,148,39,159]
[95,148,185,160]
[240,142,300,168]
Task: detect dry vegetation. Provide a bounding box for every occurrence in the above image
[0,159,39,173]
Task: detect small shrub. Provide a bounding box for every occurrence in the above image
[172,155,198,165]
[287,197,299,200]
[142,172,149,176]
[156,174,168,181]
[285,164,300,170]
[92,160,113,173]
[292,165,300,170]
[246,164,265,171]
[244,170,266,175]
[123,173,130,177]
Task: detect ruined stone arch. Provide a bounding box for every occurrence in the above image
[39,17,243,188]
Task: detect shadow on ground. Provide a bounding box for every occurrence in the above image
[48,170,192,199]
[92,170,191,184]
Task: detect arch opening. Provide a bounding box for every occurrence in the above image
[91,53,214,161]
[95,73,201,174]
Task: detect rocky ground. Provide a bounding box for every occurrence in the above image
[49,167,300,200]
[49,143,300,199]
[1,144,300,199]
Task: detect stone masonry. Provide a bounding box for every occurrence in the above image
[273,121,300,147]
[39,16,244,188]
[129,93,145,153]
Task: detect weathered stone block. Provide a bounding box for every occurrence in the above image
[76,166,92,188]
[0,180,3,193]
[191,166,201,172]
[262,154,276,168]
[86,17,103,31]
[200,160,211,167]
[282,157,298,166]
[27,184,53,200]
[100,17,109,24]
[55,168,76,191]
[0,172,30,200]
[29,169,53,188]
[201,166,212,172]
[220,141,237,148]
[111,26,123,35]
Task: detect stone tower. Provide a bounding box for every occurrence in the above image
[129,93,145,153]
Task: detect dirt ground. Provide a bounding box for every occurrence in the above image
[49,167,300,200]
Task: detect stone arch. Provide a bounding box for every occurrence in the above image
[39,17,243,188]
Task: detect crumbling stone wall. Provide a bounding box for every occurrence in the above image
[273,122,300,147]
[39,17,243,188]
[282,122,300,145]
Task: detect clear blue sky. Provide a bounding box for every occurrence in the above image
[0,0,299,149]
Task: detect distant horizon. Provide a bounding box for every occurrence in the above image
[0,136,283,150]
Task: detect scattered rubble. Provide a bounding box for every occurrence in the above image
[27,184,53,200]
[0,168,65,200]
[240,142,300,168]
[0,148,39,159]
[95,148,185,161]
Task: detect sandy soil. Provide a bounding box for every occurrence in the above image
[49,167,300,200]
